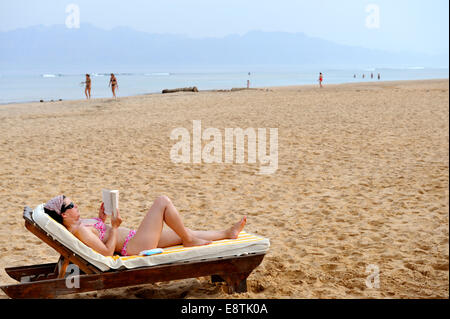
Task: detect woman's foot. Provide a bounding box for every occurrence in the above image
[227,216,247,239]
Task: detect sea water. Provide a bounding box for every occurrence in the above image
[0,66,448,104]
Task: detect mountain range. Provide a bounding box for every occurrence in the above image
[0,24,447,70]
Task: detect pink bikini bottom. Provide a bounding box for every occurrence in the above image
[120,230,137,256]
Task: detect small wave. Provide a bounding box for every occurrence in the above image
[42,74,57,78]
[382,66,426,71]
[145,72,171,76]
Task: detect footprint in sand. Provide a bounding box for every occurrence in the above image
[320,263,338,271]
[432,263,449,271]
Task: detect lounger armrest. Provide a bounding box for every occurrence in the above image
[23,206,33,224]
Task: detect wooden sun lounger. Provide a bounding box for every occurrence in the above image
[0,207,266,299]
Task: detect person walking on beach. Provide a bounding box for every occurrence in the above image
[84,74,91,99]
[319,72,323,88]
[109,73,118,98]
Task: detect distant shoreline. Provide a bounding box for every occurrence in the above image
[1,77,448,107]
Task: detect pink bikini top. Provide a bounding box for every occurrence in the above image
[84,218,107,241]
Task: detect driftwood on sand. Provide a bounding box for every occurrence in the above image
[162,87,198,94]
[161,86,272,94]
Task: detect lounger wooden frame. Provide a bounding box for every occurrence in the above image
[0,207,266,299]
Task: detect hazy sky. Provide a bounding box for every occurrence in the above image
[0,0,448,55]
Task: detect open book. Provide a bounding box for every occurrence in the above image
[102,189,119,217]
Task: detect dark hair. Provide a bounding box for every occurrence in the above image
[43,207,64,225]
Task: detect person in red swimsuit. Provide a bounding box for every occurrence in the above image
[43,195,247,256]
[319,72,323,88]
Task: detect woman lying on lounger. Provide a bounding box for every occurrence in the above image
[43,195,247,257]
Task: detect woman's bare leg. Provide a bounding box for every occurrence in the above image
[126,196,211,255]
[156,216,247,248]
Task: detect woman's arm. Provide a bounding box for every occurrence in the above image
[75,226,118,256]
[98,202,107,222]
[75,209,122,256]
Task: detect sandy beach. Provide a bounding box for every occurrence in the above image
[0,79,448,299]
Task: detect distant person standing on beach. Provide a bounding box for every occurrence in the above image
[109,73,118,98]
[378,73,381,80]
[319,72,323,88]
[84,74,91,99]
